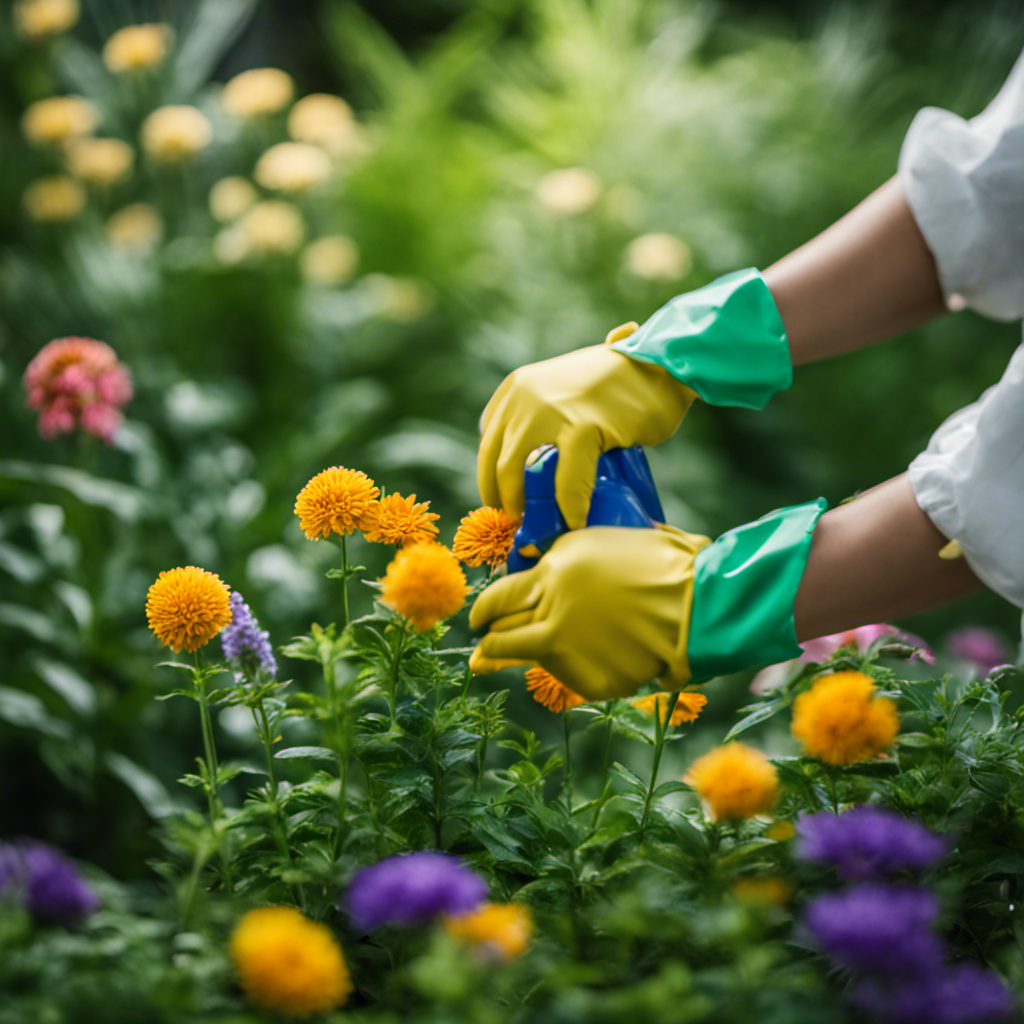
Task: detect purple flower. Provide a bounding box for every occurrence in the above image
[343,852,487,931]
[803,884,943,977]
[220,592,276,680]
[853,962,1016,1024]
[946,628,1013,678]
[0,840,100,925]
[796,808,949,881]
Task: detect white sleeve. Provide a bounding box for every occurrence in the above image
[899,48,1024,321]
[909,336,1024,608]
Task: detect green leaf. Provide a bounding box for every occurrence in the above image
[0,461,148,521]
[724,699,784,741]
[274,746,339,762]
[170,0,260,96]
[0,687,71,738]
[30,656,96,717]
[611,761,648,798]
[104,752,181,818]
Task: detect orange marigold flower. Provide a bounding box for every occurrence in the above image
[632,691,706,726]
[380,544,467,631]
[791,670,898,765]
[231,906,352,1018]
[445,902,532,961]
[294,466,379,540]
[729,875,793,907]
[524,666,585,713]
[686,742,779,821]
[146,566,232,652]
[452,506,520,569]
[362,492,440,547]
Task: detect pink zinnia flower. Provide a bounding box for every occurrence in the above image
[23,337,132,442]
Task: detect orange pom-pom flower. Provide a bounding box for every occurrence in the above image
[146,566,232,652]
[294,467,379,540]
[380,544,467,631]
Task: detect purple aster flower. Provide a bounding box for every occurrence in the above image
[343,851,487,931]
[946,628,1013,678]
[802,883,943,977]
[853,961,1016,1024]
[796,807,949,881]
[0,840,100,925]
[220,591,276,681]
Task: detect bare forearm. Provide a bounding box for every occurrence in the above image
[764,177,948,366]
[793,474,982,642]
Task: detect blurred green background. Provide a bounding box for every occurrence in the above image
[2,0,1022,876]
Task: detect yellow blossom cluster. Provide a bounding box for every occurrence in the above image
[380,544,467,632]
[66,137,133,186]
[686,742,779,821]
[23,176,85,221]
[141,105,212,162]
[102,23,173,73]
[146,566,232,653]
[22,96,97,146]
[632,690,707,726]
[13,0,78,41]
[452,506,519,569]
[445,902,532,961]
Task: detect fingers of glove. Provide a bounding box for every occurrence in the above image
[493,427,541,521]
[604,321,639,345]
[469,567,545,632]
[476,620,552,664]
[469,646,528,675]
[554,422,604,530]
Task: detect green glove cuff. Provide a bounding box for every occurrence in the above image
[610,268,792,409]
[687,498,827,683]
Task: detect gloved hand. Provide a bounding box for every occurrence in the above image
[477,269,792,529]
[477,325,696,529]
[470,499,827,702]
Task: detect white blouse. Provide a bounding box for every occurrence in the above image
[901,48,1024,608]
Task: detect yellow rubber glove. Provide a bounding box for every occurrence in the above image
[477,324,697,529]
[468,525,710,701]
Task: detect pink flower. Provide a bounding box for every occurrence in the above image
[751,624,935,695]
[946,627,1013,677]
[23,337,132,443]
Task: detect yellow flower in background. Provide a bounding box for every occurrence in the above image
[686,742,779,821]
[254,142,331,193]
[222,67,294,118]
[452,506,519,569]
[380,544,467,632]
[22,96,97,146]
[287,93,366,157]
[66,137,133,186]
[445,902,532,961]
[231,906,352,1018]
[362,493,440,547]
[791,670,898,766]
[766,820,796,842]
[524,666,585,713]
[632,691,707,726]
[102,23,173,72]
[295,467,379,540]
[365,274,433,323]
[13,0,78,41]
[239,201,304,255]
[300,235,359,285]
[625,232,693,281]
[208,176,257,222]
[106,203,162,248]
[141,105,212,162]
[534,167,601,216]
[146,566,232,653]
[729,875,793,907]
[23,176,85,221]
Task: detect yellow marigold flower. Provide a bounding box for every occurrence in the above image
[766,819,796,842]
[23,176,85,222]
[362,493,440,547]
[445,902,532,962]
[106,203,162,249]
[729,875,793,907]
[380,544,467,632]
[209,176,257,222]
[254,142,332,193]
[22,96,97,146]
[13,0,78,41]
[452,507,519,569]
[287,93,364,156]
[140,105,212,162]
[231,906,352,1018]
[295,467,379,540]
[222,67,294,118]
[632,691,707,726]
[524,666,585,713]
[146,566,232,653]
[791,670,898,766]
[66,137,133,186]
[102,23,173,72]
[300,235,359,286]
[686,742,779,822]
[239,201,304,256]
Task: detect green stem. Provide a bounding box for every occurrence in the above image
[591,713,614,829]
[563,713,574,816]
[389,621,408,727]
[340,534,350,629]
[639,691,678,841]
[476,734,488,796]
[193,658,233,894]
